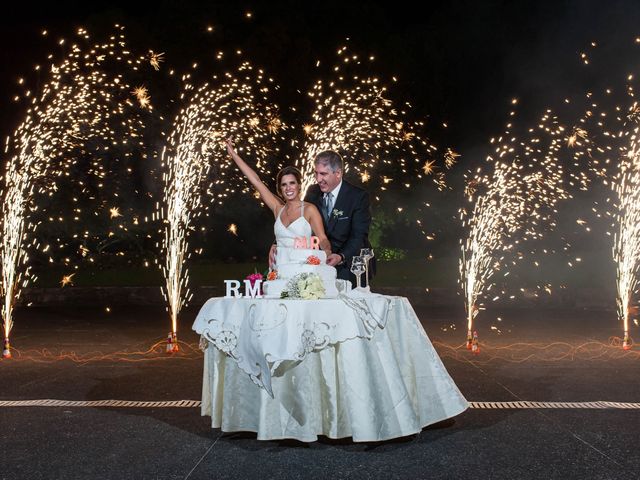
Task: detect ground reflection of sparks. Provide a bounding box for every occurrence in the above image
[433,338,639,364]
[6,340,203,364]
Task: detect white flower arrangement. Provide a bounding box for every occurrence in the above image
[280,272,326,300]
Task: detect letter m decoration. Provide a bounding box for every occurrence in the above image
[293,237,308,249]
[244,279,263,298]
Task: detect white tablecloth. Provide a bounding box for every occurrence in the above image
[193,292,469,442]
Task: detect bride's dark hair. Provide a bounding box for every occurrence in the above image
[276,166,302,197]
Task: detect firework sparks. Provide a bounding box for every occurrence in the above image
[422,160,436,175]
[294,44,445,195]
[303,123,314,136]
[132,86,152,109]
[0,26,149,349]
[445,148,461,169]
[159,61,279,336]
[149,50,165,71]
[227,223,238,235]
[60,273,75,287]
[460,112,569,342]
[613,107,640,347]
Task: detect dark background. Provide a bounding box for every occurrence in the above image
[0,0,639,288]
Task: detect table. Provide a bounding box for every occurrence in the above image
[193,291,468,442]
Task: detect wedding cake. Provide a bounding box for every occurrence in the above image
[263,239,339,299]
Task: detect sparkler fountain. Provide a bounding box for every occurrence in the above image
[1,26,150,358]
[160,62,279,349]
[613,106,640,350]
[460,112,569,351]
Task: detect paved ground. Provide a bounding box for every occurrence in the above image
[1,304,638,480]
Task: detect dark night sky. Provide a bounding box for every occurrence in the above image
[2,0,640,151]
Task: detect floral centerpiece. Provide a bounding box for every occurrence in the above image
[280,272,325,300]
[245,272,264,294]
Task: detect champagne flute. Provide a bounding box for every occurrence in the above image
[360,248,374,286]
[350,256,366,289]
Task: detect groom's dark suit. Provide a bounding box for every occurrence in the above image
[305,180,374,285]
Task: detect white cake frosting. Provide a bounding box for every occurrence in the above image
[263,246,338,298]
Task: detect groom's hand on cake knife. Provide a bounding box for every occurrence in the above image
[326,253,342,267]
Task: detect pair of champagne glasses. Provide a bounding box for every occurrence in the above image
[350,248,374,289]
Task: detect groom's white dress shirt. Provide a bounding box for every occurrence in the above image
[324,180,343,213]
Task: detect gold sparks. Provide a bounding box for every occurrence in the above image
[613,120,640,338]
[294,44,443,195]
[227,224,238,235]
[149,50,165,71]
[303,123,314,136]
[60,273,76,287]
[444,148,460,169]
[460,113,569,337]
[132,86,151,108]
[267,117,282,134]
[0,26,149,343]
[109,207,122,218]
[422,159,436,175]
[160,61,278,335]
[627,103,640,122]
[401,131,415,142]
[464,179,479,198]
[567,127,587,147]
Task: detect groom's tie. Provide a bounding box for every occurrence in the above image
[322,192,332,223]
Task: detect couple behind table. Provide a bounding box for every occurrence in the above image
[225,139,373,286]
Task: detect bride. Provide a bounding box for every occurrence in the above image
[225,138,332,264]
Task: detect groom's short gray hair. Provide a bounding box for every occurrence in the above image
[314,150,343,173]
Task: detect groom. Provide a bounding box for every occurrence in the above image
[303,150,374,285]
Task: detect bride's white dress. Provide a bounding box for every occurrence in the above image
[274,202,312,248]
[193,202,469,442]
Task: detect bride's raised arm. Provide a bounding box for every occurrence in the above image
[225,138,282,215]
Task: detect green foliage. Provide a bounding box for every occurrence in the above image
[375,247,407,261]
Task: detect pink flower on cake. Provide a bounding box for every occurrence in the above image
[306,255,321,265]
[245,272,264,286]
